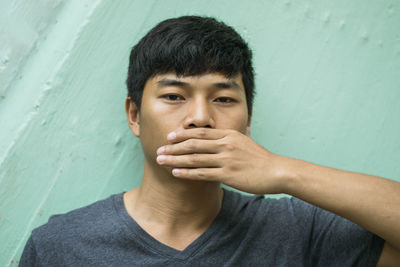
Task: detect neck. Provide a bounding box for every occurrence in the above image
[125,162,223,230]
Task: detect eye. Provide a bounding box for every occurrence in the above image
[162,94,184,101]
[214,97,235,103]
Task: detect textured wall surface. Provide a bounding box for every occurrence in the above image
[1,0,399,265]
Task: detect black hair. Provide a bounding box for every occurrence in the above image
[126,16,255,115]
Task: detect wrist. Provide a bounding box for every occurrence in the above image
[269,154,301,195]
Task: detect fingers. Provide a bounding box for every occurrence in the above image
[167,128,231,144]
[172,168,222,181]
[157,139,220,155]
[156,128,237,182]
[157,154,220,168]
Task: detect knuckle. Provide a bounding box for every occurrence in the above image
[218,153,231,163]
[224,163,239,173]
[196,169,210,180]
[164,145,171,153]
[198,128,207,138]
[220,153,238,166]
[184,139,196,150]
[189,154,200,164]
[196,169,206,178]
[167,156,174,164]
[227,129,237,136]
[223,142,235,151]
[219,139,235,151]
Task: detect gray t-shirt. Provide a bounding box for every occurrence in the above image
[19,189,384,266]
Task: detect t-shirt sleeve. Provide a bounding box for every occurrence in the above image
[19,235,39,267]
[290,197,385,266]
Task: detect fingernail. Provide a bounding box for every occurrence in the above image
[157,155,167,164]
[172,169,181,176]
[167,132,176,140]
[157,146,165,155]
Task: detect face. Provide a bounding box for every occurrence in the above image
[126,72,251,169]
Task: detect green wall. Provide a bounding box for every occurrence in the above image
[1,0,399,265]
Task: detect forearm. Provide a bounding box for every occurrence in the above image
[281,156,400,250]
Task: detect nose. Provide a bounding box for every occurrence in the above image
[183,99,215,129]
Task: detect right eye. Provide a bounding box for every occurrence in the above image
[162,94,184,101]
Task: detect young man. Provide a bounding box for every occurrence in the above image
[20,16,400,266]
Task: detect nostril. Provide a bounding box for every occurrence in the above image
[188,124,212,128]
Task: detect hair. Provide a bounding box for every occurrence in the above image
[126,16,255,115]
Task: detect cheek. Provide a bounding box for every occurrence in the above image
[236,116,249,134]
[142,104,184,133]
[140,113,167,145]
[217,107,249,133]
[139,105,184,155]
[138,117,165,164]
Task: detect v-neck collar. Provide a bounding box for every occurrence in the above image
[113,188,233,260]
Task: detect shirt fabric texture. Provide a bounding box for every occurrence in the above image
[19,189,384,266]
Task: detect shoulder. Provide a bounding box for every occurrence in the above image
[225,189,335,231]
[30,193,123,249]
[223,189,311,225]
[226,189,314,217]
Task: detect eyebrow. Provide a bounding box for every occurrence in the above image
[156,78,242,91]
[213,81,242,90]
[157,79,190,88]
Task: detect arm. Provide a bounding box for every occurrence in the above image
[285,155,400,266]
[157,128,400,265]
[284,156,400,253]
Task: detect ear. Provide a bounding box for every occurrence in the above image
[125,97,140,137]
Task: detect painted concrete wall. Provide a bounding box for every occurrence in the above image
[1,0,399,265]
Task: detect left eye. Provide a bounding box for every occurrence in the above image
[163,94,184,101]
[215,97,234,103]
